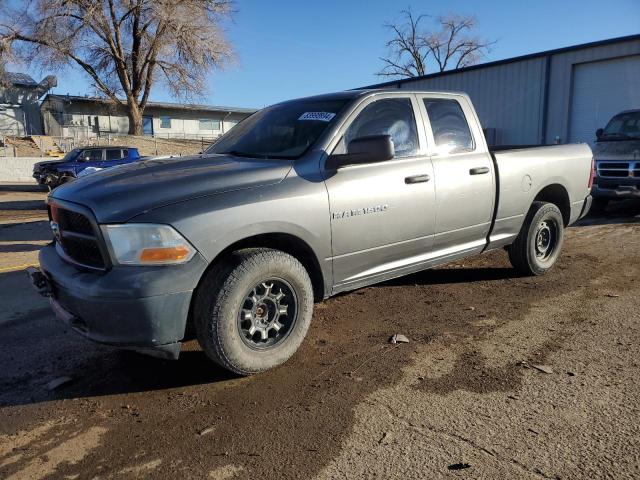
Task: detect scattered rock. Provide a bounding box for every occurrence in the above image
[448,463,471,471]
[468,306,476,311]
[566,371,576,377]
[198,426,215,436]
[532,365,553,374]
[46,376,73,391]
[378,431,393,445]
[389,334,410,344]
[605,293,620,298]
[528,428,539,435]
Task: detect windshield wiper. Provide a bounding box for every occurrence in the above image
[221,150,259,158]
[221,150,292,160]
[601,133,636,141]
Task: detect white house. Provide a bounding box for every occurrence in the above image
[41,94,256,141]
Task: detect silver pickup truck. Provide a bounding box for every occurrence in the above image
[30,89,593,375]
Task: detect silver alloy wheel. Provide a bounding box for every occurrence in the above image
[238,278,297,350]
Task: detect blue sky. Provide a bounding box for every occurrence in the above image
[20,0,640,109]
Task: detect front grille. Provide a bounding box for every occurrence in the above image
[58,209,94,235]
[49,204,106,269]
[598,161,631,178]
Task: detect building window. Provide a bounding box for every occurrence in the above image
[160,116,171,128]
[199,119,221,130]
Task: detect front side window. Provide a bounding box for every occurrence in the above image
[424,98,474,154]
[160,116,171,128]
[206,98,349,159]
[79,149,103,162]
[340,98,419,158]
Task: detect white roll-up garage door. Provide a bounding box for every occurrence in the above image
[569,55,640,144]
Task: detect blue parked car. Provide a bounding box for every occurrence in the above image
[33,146,142,189]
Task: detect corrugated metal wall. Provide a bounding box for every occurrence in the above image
[545,38,640,144]
[398,57,547,145]
[367,36,640,146]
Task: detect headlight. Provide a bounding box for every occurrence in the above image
[101,224,196,265]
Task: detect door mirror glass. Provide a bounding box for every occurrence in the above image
[596,128,604,140]
[327,135,395,169]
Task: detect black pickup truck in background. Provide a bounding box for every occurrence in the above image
[592,109,640,210]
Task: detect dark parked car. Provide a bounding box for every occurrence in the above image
[33,146,142,188]
[592,109,640,210]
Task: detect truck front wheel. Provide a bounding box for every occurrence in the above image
[194,248,314,375]
[508,201,564,276]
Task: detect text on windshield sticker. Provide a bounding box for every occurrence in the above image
[298,112,336,122]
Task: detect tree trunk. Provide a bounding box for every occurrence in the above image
[127,103,143,136]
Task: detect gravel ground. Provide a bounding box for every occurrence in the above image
[0,187,638,479]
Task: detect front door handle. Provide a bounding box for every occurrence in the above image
[405,174,431,184]
[469,167,490,175]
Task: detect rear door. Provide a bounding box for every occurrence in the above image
[104,148,127,167]
[324,94,436,289]
[417,94,495,258]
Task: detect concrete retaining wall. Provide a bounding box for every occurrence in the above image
[0,157,41,183]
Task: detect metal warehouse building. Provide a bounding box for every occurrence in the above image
[365,34,640,146]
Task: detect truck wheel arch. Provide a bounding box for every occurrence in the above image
[532,184,570,226]
[196,233,326,302]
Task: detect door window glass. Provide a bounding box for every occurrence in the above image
[81,150,103,162]
[342,98,419,158]
[105,149,123,160]
[424,98,474,153]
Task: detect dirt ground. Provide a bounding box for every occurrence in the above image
[0,186,639,480]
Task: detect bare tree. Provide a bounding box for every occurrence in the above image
[0,0,234,135]
[378,10,495,78]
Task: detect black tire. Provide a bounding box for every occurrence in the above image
[508,201,564,276]
[59,175,75,184]
[194,248,314,375]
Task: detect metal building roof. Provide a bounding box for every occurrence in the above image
[43,94,257,114]
[362,33,640,89]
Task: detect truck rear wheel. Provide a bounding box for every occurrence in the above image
[194,248,314,375]
[508,201,564,276]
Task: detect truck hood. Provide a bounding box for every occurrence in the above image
[51,154,293,222]
[34,159,66,171]
[593,140,640,160]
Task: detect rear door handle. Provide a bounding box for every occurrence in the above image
[469,167,490,175]
[405,174,431,184]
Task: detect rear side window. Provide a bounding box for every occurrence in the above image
[106,149,123,160]
[343,98,419,158]
[424,98,474,153]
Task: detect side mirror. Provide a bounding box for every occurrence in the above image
[327,135,395,169]
[596,128,604,140]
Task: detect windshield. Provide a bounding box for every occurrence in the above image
[62,148,81,162]
[601,111,640,140]
[206,98,350,159]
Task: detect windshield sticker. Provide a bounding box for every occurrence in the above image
[298,112,336,122]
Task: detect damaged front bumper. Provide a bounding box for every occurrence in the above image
[29,244,208,360]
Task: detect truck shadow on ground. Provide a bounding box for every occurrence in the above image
[576,199,640,226]
[0,259,525,408]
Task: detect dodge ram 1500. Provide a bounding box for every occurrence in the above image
[29,89,593,374]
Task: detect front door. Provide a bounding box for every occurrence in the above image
[324,95,436,290]
[142,116,154,136]
[417,95,494,258]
